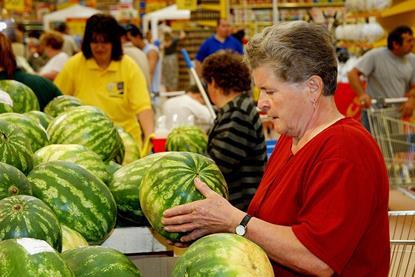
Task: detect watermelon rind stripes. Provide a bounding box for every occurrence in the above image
[0,195,62,251]
[166,125,208,154]
[139,152,228,242]
[27,160,117,244]
[0,102,13,113]
[61,224,88,252]
[0,80,40,113]
[0,238,73,276]
[173,233,274,277]
[0,162,32,200]
[25,111,54,130]
[0,113,49,152]
[109,153,168,225]
[0,119,33,174]
[47,105,123,162]
[44,95,82,117]
[33,144,111,184]
[62,246,141,277]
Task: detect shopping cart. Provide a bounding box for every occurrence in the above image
[388,210,415,277]
[366,98,415,190]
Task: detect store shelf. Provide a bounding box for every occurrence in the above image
[200,4,223,11]
[381,0,415,17]
[232,3,273,9]
[277,2,344,8]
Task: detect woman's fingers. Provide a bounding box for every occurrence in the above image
[163,202,194,217]
[162,213,193,225]
[194,177,216,197]
[180,228,209,242]
[163,222,197,233]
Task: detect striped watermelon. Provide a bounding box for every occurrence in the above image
[47,106,123,162]
[106,161,122,176]
[0,162,32,200]
[62,246,141,277]
[25,111,53,130]
[0,238,73,276]
[0,113,49,152]
[33,144,111,184]
[166,125,208,154]
[139,152,228,242]
[0,195,62,251]
[0,119,33,174]
[0,103,13,113]
[109,153,168,225]
[117,127,140,165]
[44,95,82,117]
[173,233,274,277]
[0,89,14,113]
[0,80,40,113]
[61,225,88,252]
[27,161,117,244]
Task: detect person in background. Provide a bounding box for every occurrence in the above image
[55,22,79,56]
[120,25,151,91]
[161,30,185,91]
[195,19,243,76]
[348,25,415,127]
[162,84,212,131]
[38,31,69,81]
[0,32,62,110]
[54,14,154,149]
[202,51,266,211]
[26,31,48,72]
[126,24,161,98]
[162,22,390,276]
[10,23,25,58]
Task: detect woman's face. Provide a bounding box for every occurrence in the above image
[253,65,314,138]
[90,33,112,64]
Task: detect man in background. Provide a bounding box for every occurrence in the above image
[195,19,243,76]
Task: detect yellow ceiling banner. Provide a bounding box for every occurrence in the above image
[177,0,197,11]
[5,0,26,12]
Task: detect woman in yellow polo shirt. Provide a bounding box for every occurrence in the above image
[55,14,154,149]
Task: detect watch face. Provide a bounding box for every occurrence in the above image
[235,225,246,236]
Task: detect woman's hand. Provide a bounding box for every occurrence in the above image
[162,178,245,244]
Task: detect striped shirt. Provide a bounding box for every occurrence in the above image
[208,94,267,211]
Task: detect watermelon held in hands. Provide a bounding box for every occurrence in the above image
[33,144,111,184]
[166,125,208,154]
[0,113,49,152]
[0,238,73,276]
[0,195,62,252]
[61,225,88,252]
[0,80,40,113]
[173,233,274,277]
[44,95,82,117]
[139,151,228,242]
[62,246,141,277]
[109,153,168,225]
[0,162,32,200]
[27,160,117,245]
[0,119,33,174]
[47,105,123,162]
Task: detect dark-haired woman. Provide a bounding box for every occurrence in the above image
[202,51,267,211]
[55,14,154,149]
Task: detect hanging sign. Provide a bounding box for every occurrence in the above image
[177,0,197,11]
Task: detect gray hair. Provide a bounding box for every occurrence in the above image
[245,21,337,96]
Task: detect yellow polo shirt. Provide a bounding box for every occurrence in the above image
[55,53,151,148]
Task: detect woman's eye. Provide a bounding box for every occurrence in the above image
[265,91,275,96]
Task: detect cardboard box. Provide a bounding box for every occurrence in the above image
[129,255,179,277]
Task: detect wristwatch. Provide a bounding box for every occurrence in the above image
[235,214,252,236]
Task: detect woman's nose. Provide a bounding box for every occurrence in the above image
[257,98,270,114]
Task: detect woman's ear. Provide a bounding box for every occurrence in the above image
[306,75,323,102]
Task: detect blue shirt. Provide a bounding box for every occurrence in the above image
[195,35,243,62]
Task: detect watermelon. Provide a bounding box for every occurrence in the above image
[139,152,228,241]
[0,119,33,174]
[61,225,88,252]
[106,161,122,176]
[33,144,111,184]
[109,153,168,225]
[25,111,53,130]
[47,105,123,162]
[173,233,274,277]
[0,80,40,113]
[0,88,14,113]
[0,162,32,200]
[0,195,62,251]
[117,127,141,165]
[0,113,49,152]
[62,246,141,277]
[27,161,117,244]
[0,102,13,113]
[0,238,73,276]
[166,125,208,154]
[44,95,82,117]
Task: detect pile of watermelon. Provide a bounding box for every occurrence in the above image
[0,80,273,275]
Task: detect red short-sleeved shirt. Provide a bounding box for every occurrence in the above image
[248,118,390,276]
